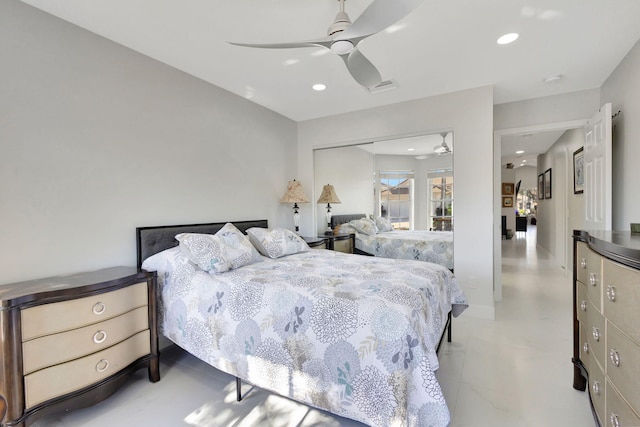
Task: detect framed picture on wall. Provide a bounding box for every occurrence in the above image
[538,173,545,200]
[502,182,515,195]
[573,147,585,194]
[544,168,552,199]
[502,196,513,208]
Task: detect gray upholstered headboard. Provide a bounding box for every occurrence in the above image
[136,219,268,267]
[330,214,366,229]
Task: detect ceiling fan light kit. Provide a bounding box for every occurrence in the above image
[229,0,425,89]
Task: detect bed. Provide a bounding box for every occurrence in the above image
[331,214,454,271]
[136,220,468,426]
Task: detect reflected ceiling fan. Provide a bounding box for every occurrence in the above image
[229,0,424,89]
[434,132,452,155]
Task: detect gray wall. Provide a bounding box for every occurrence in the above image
[601,39,640,230]
[0,1,297,284]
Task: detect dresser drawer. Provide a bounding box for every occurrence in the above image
[603,259,640,344]
[580,322,590,372]
[587,297,606,367]
[576,281,588,324]
[588,351,606,427]
[606,321,640,415]
[21,282,148,341]
[22,306,149,375]
[606,379,640,427]
[577,242,603,309]
[24,329,151,409]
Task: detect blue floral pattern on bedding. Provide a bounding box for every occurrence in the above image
[143,247,467,427]
[356,230,454,270]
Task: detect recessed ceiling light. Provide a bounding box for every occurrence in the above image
[312,83,326,91]
[522,159,527,162]
[283,58,299,66]
[497,33,519,45]
[385,23,408,34]
[516,150,524,154]
[543,74,563,83]
[407,148,415,152]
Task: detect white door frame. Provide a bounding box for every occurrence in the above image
[493,119,587,302]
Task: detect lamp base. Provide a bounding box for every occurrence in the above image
[323,230,334,236]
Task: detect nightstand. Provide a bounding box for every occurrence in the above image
[321,234,355,254]
[0,267,159,427]
[302,236,328,249]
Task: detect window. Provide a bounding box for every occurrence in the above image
[428,171,453,231]
[378,171,414,230]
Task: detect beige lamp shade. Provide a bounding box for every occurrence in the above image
[317,184,341,204]
[280,180,309,204]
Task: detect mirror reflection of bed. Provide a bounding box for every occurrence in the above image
[313,132,454,270]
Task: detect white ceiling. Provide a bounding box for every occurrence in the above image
[20,0,640,125]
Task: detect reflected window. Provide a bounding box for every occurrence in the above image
[379,171,414,230]
[428,170,453,231]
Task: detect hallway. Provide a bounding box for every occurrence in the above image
[437,224,594,426]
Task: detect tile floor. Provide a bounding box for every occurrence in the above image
[34,225,594,426]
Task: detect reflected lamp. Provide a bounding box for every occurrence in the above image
[317,184,341,235]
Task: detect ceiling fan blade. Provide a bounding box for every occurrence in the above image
[340,0,424,40]
[342,48,382,88]
[229,37,332,50]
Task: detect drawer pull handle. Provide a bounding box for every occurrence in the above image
[592,327,600,342]
[610,413,620,427]
[96,359,109,373]
[609,349,620,367]
[580,258,587,269]
[583,342,589,354]
[580,300,587,312]
[92,302,106,315]
[592,380,600,396]
[93,330,107,344]
[589,273,598,286]
[606,285,616,302]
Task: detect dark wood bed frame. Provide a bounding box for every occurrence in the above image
[135,218,452,402]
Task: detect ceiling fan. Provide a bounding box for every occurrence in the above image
[229,0,424,89]
[434,132,452,155]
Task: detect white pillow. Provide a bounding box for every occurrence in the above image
[349,218,378,236]
[373,216,394,232]
[246,227,309,258]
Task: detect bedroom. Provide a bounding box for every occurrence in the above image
[1,0,640,425]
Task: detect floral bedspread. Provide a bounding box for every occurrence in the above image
[142,248,467,426]
[356,230,454,270]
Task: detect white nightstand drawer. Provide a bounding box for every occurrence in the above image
[577,281,588,324]
[21,282,148,341]
[606,321,640,415]
[24,330,150,409]
[603,259,640,344]
[23,306,149,375]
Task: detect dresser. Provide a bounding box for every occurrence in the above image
[0,267,160,427]
[573,231,640,427]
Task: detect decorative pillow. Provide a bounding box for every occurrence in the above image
[176,223,260,273]
[176,233,236,273]
[373,216,394,232]
[215,223,262,261]
[246,227,309,258]
[349,218,378,236]
[335,222,357,235]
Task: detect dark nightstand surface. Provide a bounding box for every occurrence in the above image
[319,234,355,253]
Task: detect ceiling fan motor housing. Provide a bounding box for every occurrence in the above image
[328,11,351,36]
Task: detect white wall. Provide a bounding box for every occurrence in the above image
[314,145,374,235]
[0,1,297,284]
[601,39,640,230]
[515,166,537,193]
[299,87,495,319]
